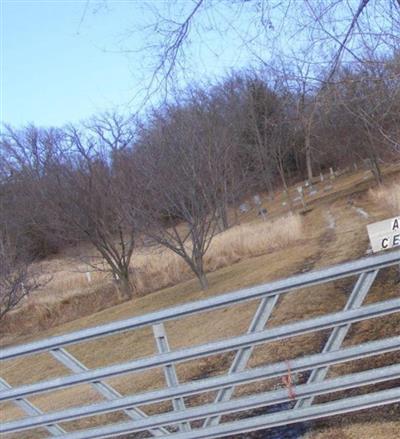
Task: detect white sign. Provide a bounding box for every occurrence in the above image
[367,216,400,252]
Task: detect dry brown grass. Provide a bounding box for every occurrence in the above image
[1,165,399,439]
[0,215,303,336]
[136,214,303,292]
[2,193,399,438]
[369,179,400,215]
[205,214,302,271]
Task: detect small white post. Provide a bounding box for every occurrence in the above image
[86,272,92,283]
[320,172,324,182]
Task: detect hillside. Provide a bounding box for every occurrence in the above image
[1,164,399,439]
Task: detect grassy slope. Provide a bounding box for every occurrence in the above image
[1,165,399,439]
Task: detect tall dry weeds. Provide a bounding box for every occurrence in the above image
[204,214,303,272]
[1,214,303,336]
[369,180,400,215]
[134,214,303,293]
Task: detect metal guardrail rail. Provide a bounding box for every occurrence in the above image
[0,249,399,439]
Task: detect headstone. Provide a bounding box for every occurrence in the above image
[320,173,324,182]
[296,186,306,207]
[239,203,249,213]
[253,194,261,206]
[258,207,268,220]
[86,272,92,283]
[309,189,318,196]
[330,167,335,179]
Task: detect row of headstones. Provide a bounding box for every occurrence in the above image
[239,168,339,214]
[239,194,268,219]
[285,168,337,207]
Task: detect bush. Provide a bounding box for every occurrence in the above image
[369,180,400,215]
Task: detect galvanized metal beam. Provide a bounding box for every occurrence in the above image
[2,336,398,433]
[203,294,279,427]
[23,385,400,439]
[1,298,398,402]
[296,269,379,409]
[2,251,398,361]
[51,348,168,436]
[0,377,65,436]
[153,323,191,432]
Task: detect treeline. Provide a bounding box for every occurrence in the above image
[1,56,399,314]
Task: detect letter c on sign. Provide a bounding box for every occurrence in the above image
[381,238,389,249]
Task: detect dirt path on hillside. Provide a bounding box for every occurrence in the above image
[233,200,399,439]
[295,201,400,438]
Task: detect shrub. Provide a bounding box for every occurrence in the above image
[369,180,400,215]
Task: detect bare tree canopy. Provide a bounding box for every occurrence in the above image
[132,0,399,97]
[1,0,399,306]
[125,93,243,289]
[0,179,43,319]
[1,117,139,298]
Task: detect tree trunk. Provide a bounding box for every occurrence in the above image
[184,249,209,290]
[278,161,293,212]
[370,156,383,185]
[196,270,209,290]
[116,269,133,299]
[305,133,313,181]
[217,204,229,232]
[190,253,209,290]
[278,160,289,193]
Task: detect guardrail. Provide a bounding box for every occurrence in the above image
[1,249,399,439]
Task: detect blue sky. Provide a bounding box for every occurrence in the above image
[2,0,382,128]
[0,0,258,128]
[1,1,150,126]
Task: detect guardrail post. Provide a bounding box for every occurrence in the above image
[295,269,379,409]
[203,294,279,427]
[0,377,65,436]
[153,323,191,432]
[50,347,168,436]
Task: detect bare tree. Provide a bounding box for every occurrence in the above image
[242,74,279,194]
[326,59,400,183]
[129,100,227,289]
[1,124,138,298]
[0,180,42,319]
[0,232,40,320]
[135,0,400,99]
[85,111,136,153]
[50,126,138,296]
